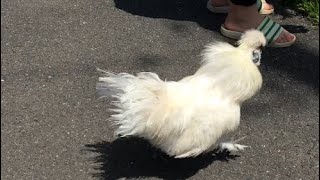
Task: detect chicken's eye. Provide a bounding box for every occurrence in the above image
[252,50,262,66]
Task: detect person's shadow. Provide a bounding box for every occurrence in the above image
[113,0,308,34]
[112,0,318,90]
[114,0,225,32]
[84,137,239,180]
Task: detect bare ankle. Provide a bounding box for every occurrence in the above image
[224,4,264,31]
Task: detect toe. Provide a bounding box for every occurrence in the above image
[263,3,274,10]
[274,29,295,44]
[234,144,248,151]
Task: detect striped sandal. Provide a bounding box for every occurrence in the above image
[220,17,296,48]
[207,0,274,15]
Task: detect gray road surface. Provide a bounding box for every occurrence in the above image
[1,0,319,179]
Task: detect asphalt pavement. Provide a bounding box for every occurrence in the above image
[1,0,319,179]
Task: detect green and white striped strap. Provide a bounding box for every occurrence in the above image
[257,17,283,44]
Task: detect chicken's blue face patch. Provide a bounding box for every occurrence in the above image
[252,50,262,66]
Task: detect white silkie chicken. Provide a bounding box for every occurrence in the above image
[97,30,266,158]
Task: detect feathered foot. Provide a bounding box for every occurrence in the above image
[218,136,250,152]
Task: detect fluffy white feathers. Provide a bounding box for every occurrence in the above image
[97,30,266,158]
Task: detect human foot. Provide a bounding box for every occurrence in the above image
[222,3,296,47]
[260,0,273,12]
[208,0,274,14]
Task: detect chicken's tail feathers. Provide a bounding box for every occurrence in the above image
[97,69,164,98]
[96,69,130,99]
[97,69,165,136]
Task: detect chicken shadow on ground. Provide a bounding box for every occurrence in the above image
[85,137,239,180]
